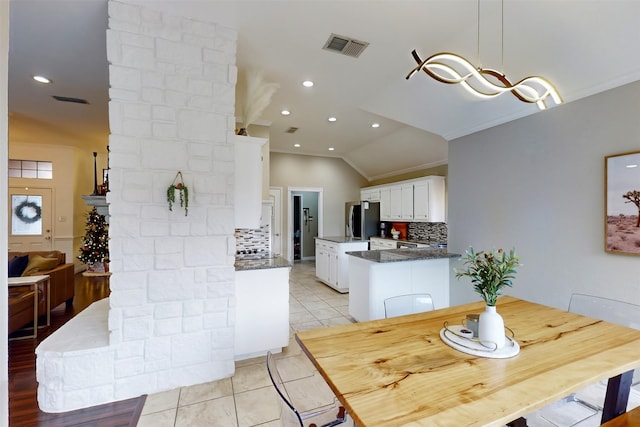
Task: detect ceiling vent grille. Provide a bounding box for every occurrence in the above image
[322,33,369,58]
[285,127,299,134]
[52,95,89,104]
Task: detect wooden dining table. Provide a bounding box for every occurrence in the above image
[295,296,640,427]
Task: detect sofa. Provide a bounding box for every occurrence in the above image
[8,250,75,334]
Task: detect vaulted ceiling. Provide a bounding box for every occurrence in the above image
[9,0,640,180]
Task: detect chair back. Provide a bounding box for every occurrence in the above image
[266,351,304,426]
[384,293,434,318]
[569,294,640,330]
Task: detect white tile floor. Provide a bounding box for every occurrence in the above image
[136,260,354,427]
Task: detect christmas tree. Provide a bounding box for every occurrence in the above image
[78,207,109,270]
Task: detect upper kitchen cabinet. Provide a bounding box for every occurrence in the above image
[365,176,446,223]
[235,135,267,229]
[413,176,445,222]
[360,187,380,202]
[379,187,391,219]
[387,183,413,221]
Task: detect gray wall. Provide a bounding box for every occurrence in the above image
[448,80,640,310]
[270,152,368,259]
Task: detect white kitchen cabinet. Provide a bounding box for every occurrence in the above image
[389,185,402,220]
[361,188,381,202]
[413,177,446,222]
[380,187,391,220]
[315,238,368,293]
[235,265,290,360]
[413,180,429,221]
[315,240,329,283]
[235,135,267,229]
[366,175,445,223]
[400,183,414,220]
[383,183,414,221]
[369,237,397,250]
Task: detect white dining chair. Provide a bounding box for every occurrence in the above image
[266,351,350,427]
[384,293,434,318]
[529,294,640,427]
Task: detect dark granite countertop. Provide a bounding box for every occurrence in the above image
[315,236,369,244]
[346,248,461,263]
[235,256,292,271]
[371,236,447,247]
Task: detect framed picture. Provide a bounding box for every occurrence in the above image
[605,150,640,255]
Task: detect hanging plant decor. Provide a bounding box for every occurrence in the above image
[167,171,189,216]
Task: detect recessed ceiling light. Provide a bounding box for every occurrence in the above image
[328,117,337,122]
[328,147,335,151]
[302,80,314,87]
[281,109,290,116]
[371,123,380,128]
[294,143,301,148]
[33,75,51,84]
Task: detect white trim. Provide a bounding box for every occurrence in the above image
[287,187,323,262]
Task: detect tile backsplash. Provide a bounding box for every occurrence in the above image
[235,225,270,253]
[407,222,448,243]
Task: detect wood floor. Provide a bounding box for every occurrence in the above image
[8,273,146,427]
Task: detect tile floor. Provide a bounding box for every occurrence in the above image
[136,260,354,427]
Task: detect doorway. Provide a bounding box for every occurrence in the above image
[287,187,323,262]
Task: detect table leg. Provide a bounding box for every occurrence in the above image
[601,370,634,423]
[45,277,51,327]
[31,282,38,338]
[507,417,528,427]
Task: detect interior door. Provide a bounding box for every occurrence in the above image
[8,187,53,251]
[268,187,282,256]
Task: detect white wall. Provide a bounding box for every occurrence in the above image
[448,81,640,310]
[1,1,9,425]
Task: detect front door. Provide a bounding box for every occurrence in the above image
[8,186,53,252]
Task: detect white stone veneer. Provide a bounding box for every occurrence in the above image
[36,0,238,412]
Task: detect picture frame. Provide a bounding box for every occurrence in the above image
[605,150,640,255]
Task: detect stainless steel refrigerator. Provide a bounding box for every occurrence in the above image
[345,201,380,239]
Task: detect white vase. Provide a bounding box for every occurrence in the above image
[478,305,505,349]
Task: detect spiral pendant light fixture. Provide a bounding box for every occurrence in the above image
[406,1,562,110]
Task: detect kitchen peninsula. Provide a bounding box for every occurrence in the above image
[347,248,460,321]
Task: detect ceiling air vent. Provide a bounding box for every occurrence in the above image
[52,95,89,104]
[322,33,369,58]
[285,127,299,134]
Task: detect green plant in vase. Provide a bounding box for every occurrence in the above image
[454,247,521,306]
[454,247,521,349]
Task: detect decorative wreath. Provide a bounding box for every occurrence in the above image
[15,200,42,224]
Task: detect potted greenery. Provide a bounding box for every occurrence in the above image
[454,247,521,348]
[167,171,189,216]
